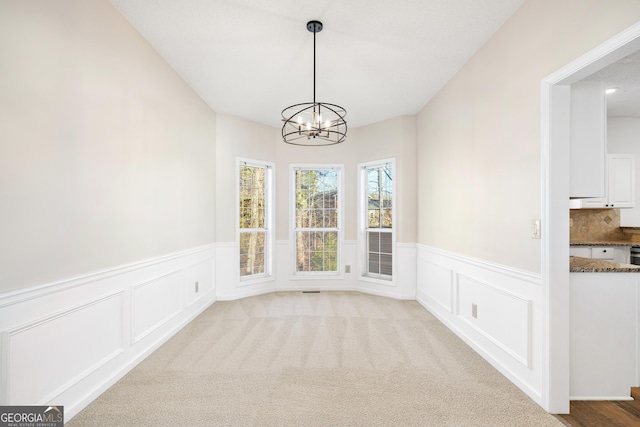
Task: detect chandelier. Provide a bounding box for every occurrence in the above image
[281,20,347,146]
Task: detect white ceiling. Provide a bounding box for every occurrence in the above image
[587,50,640,117]
[108,0,526,129]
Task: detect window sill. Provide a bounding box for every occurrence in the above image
[289,273,345,281]
[359,275,395,287]
[239,275,274,286]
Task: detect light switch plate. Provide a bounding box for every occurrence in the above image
[531,219,541,239]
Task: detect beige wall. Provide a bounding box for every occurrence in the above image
[417,0,640,272]
[0,0,217,293]
[215,114,277,242]
[214,114,417,244]
[355,116,417,243]
[274,117,417,242]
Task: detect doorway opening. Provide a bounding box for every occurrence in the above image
[542,22,640,413]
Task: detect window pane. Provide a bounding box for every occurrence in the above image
[366,165,392,230]
[364,163,393,279]
[240,254,251,276]
[368,209,380,228]
[380,232,392,254]
[239,231,266,277]
[238,161,270,279]
[254,253,265,275]
[312,209,323,228]
[295,229,339,273]
[323,209,337,228]
[255,208,264,228]
[240,233,250,255]
[369,253,380,275]
[368,231,380,253]
[296,210,305,228]
[239,208,249,228]
[239,165,266,230]
[325,252,337,272]
[381,209,392,228]
[380,254,392,276]
[294,168,340,273]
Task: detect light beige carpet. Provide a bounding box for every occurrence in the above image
[68,292,562,426]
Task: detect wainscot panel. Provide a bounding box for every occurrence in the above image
[0,244,216,421]
[417,259,453,312]
[456,273,531,367]
[132,271,184,343]
[416,244,543,406]
[8,292,124,405]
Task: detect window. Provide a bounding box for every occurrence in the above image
[238,159,273,279]
[360,160,394,280]
[291,165,343,275]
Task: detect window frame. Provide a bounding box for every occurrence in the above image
[358,158,396,284]
[236,157,274,284]
[289,164,344,279]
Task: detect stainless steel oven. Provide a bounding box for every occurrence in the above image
[631,246,640,265]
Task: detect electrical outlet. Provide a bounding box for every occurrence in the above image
[472,303,478,319]
[345,265,351,273]
[195,281,199,293]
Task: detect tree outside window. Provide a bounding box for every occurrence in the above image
[239,161,271,278]
[363,162,393,279]
[293,167,341,274]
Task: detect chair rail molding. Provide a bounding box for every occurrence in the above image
[416,244,542,406]
[0,244,216,421]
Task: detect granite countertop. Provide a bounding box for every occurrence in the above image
[570,256,640,273]
[570,240,633,247]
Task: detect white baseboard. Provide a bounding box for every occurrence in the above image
[216,240,417,300]
[416,244,543,406]
[0,244,216,421]
[0,240,419,422]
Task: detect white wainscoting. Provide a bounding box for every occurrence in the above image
[276,240,417,299]
[275,240,359,291]
[215,241,416,300]
[215,242,277,301]
[0,244,216,420]
[357,243,416,300]
[416,244,543,406]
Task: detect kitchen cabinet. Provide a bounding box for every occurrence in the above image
[569,245,630,264]
[570,272,639,399]
[569,154,635,209]
[570,81,606,198]
[569,247,591,258]
[608,154,635,208]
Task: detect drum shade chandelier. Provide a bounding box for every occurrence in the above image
[281,20,347,146]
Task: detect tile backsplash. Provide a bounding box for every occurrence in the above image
[570,209,629,241]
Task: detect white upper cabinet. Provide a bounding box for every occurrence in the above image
[570,154,635,209]
[570,81,607,198]
[608,154,635,208]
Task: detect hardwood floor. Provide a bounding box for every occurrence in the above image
[556,389,640,427]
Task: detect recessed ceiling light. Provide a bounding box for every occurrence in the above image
[605,87,619,95]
